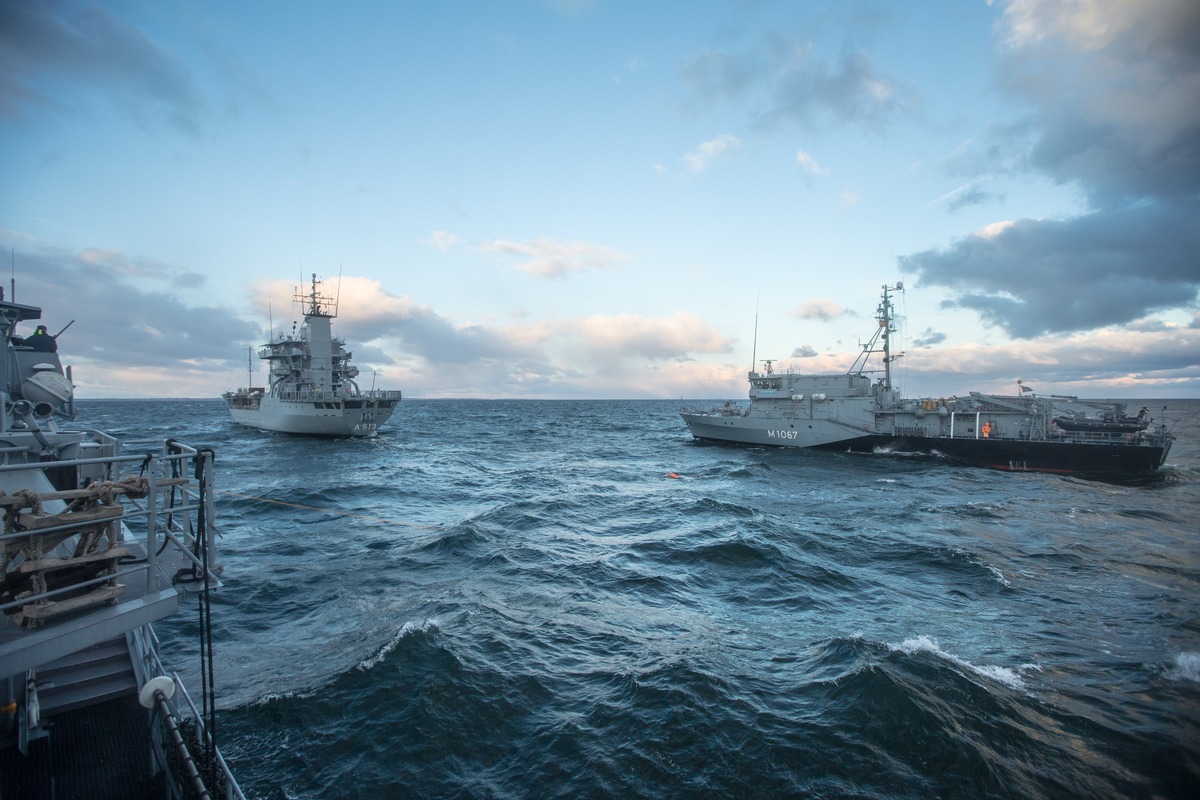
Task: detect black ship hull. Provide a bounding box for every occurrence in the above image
[823,434,1170,476]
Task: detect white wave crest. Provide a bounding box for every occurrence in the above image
[891,635,1028,691]
[984,563,1012,588]
[1165,652,1200,683]
[357,618,440,672]
[255,687,317,706]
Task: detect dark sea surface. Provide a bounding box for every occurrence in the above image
[74,398,1200,799]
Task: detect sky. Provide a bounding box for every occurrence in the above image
[2,0,1198,400]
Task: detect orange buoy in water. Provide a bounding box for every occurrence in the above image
[667,472,680,479]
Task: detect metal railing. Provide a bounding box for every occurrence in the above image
[133,627,246,800]
[0,436,220,615]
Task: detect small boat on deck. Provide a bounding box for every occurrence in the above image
[1052,409,1149,434]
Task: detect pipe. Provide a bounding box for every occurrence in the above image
[154,690,211,800]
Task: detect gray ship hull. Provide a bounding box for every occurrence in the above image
[227,395,397,437]
[681,411,871,449]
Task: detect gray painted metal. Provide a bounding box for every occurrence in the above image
[223,273,401,436]
[0,290,244,797]
[682,283,1175,475]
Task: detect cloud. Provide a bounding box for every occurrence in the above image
[3,239,260,395]
[424,230,458,250]
[901,0,1200,339]
[765,46,911,131]
[899,323,1199,397]
[0,0,209,134]
[480,237,629,278]
[76,247,205,287]
[927,179,1005,212]
[680,41,913,133]
[791,345,818,358]
[997,0,1200,205]
[555,312,732,362]
[678,51,758,109]
[684,134,742,171]
[913,328,946,347]
[245,276,737,398]
[901,199,1200,338]
[795,149,828,179]
[611,56,644,84]
[253,275,539,366]
[791,299,845,321]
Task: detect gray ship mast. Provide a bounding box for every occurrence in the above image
[848,281,904,390]
[297,273,336,393]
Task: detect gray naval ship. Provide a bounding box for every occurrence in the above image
[682,282,1175,477]
[224,274,402,436]
[0,289,244,797]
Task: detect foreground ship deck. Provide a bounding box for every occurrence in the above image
[682,283,1175,477]
[224,273,401,436]
[0,290,243,797]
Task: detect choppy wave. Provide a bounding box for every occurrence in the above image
[1165,652,1200,683]
[889,635,1032,691]
[78,398,1200,799]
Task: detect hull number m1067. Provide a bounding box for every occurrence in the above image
[767,429,797,440]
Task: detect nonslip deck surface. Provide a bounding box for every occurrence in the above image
[0,694,162,800]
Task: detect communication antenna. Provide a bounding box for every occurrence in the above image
[750,312,759,375]
[750,289,760,375]
[335,264,343,316]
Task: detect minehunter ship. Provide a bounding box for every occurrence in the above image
[682,282,1175,476]
[224,274,401,436]
[0,289,244,798]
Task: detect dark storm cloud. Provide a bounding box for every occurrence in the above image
[1001,0,1200,205]
[903,0,1200,338]
[9,244,259,369]
[900,199,1200,338]
[0,0,207,133]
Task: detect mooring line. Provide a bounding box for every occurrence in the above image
[218,490,442,529]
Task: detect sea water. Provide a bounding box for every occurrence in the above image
[74,398,1200,799]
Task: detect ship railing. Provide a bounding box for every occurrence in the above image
[359,388,404,400]
[681,401,747,417]
[132,627,247,800]
[270,388,403,402]
[0,436,221,624]
[1051,428,1166,447]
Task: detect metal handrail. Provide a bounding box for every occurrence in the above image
[0,562,150,613]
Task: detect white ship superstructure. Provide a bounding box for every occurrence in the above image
[224,274,401,436]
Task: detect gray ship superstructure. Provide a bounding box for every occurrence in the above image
[224,274,401,436]
[682,283,1175,477]
[0,289,243,797]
